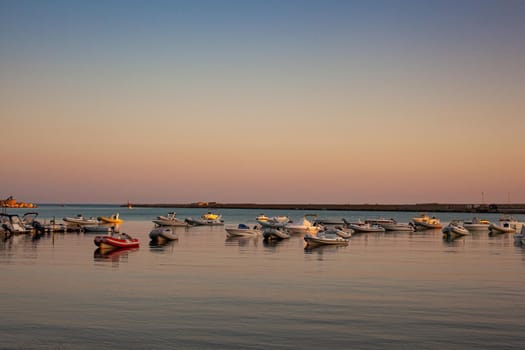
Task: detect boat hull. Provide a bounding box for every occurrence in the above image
[185,218,224,226]
[94,236,139,249]
[463,224,490,231]
[225,227,261,237]
[98,217,123,224]
[347,224,385,233]
[63,217,99,226]
[263,228,290,240]
[152,219,188,227]
[489,223,516,234]
[149,228,178,242]
[443,225,469,236]
[415,222,443,229]
[83,225,114,233]
[380,223,415,231]
[304,234,349,246]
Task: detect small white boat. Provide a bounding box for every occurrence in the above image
[343,219,385,233]
[262,227,290,240]
[225,224,261,237]
[489,219,523,234]
[152,212,188,227]
[380,221,415,232]
[304,232,349,246]
[364,217,396,225]
[323,226,353,239]
[83,225,116,233]
[442,220,469,236]
[285,214,320,235]
[463,217,491,231]
[185,212,224,226]
[63,214,99,226]
[489,221,523,234]
[412,213,443,229]
[149,227,178,242]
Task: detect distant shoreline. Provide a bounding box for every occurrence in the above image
[120,202,525,214]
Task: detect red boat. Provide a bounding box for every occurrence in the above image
[94,233,139,250]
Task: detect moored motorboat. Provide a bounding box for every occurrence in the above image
[285,214,320,235]
[63,214,99,226]
[153,212,188,227]
[94,233,139,250]
[412,213,442,230]
[364,217,396,225]
[442,220,469,236]
[262,227,290,240]
[324,226,353,238]
[304,232,349,246]
[343,219,385,233]
[489,216,524,234]
[463,217,490,231]
[185,212,224,226]
[149,227,178,242]
[225,224,261,237]
[0,213,30,234]
[97,213,123,224]
[380,220,415,231]
[83,225,116,233]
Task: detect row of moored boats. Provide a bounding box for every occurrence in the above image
[3,211,525,250]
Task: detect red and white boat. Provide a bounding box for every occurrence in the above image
[94,233,139,250]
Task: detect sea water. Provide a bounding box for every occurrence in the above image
[1,205,524,349]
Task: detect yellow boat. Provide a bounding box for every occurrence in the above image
[202,212,220,220]
[97,213,123,224]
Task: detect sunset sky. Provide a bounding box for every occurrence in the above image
[1,0,524,204]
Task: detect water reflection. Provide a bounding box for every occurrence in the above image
[0,233,41,261]
[489,230,505,237]
[149,240,177,253]
[93,247,138,266]
[442,233,466,245]
[262,238,286,251]
[304,244,348,259]
[224,236,259,248]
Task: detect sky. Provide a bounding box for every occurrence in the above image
[1,0,524,204]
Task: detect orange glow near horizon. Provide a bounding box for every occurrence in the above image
[1,2,524,203]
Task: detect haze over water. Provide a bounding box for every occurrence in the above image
[1,205,525,349]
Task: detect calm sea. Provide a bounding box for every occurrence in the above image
[1,205,524,349]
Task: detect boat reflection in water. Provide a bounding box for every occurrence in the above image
[304,243,348,257]
[149,239,177,253]
[224,236,259,248]
[442,232,467,244]
[93,247,138,265]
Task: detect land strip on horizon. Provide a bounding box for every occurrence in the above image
[121,202,525,214]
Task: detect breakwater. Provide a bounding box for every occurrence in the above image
[122,202,525,213]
